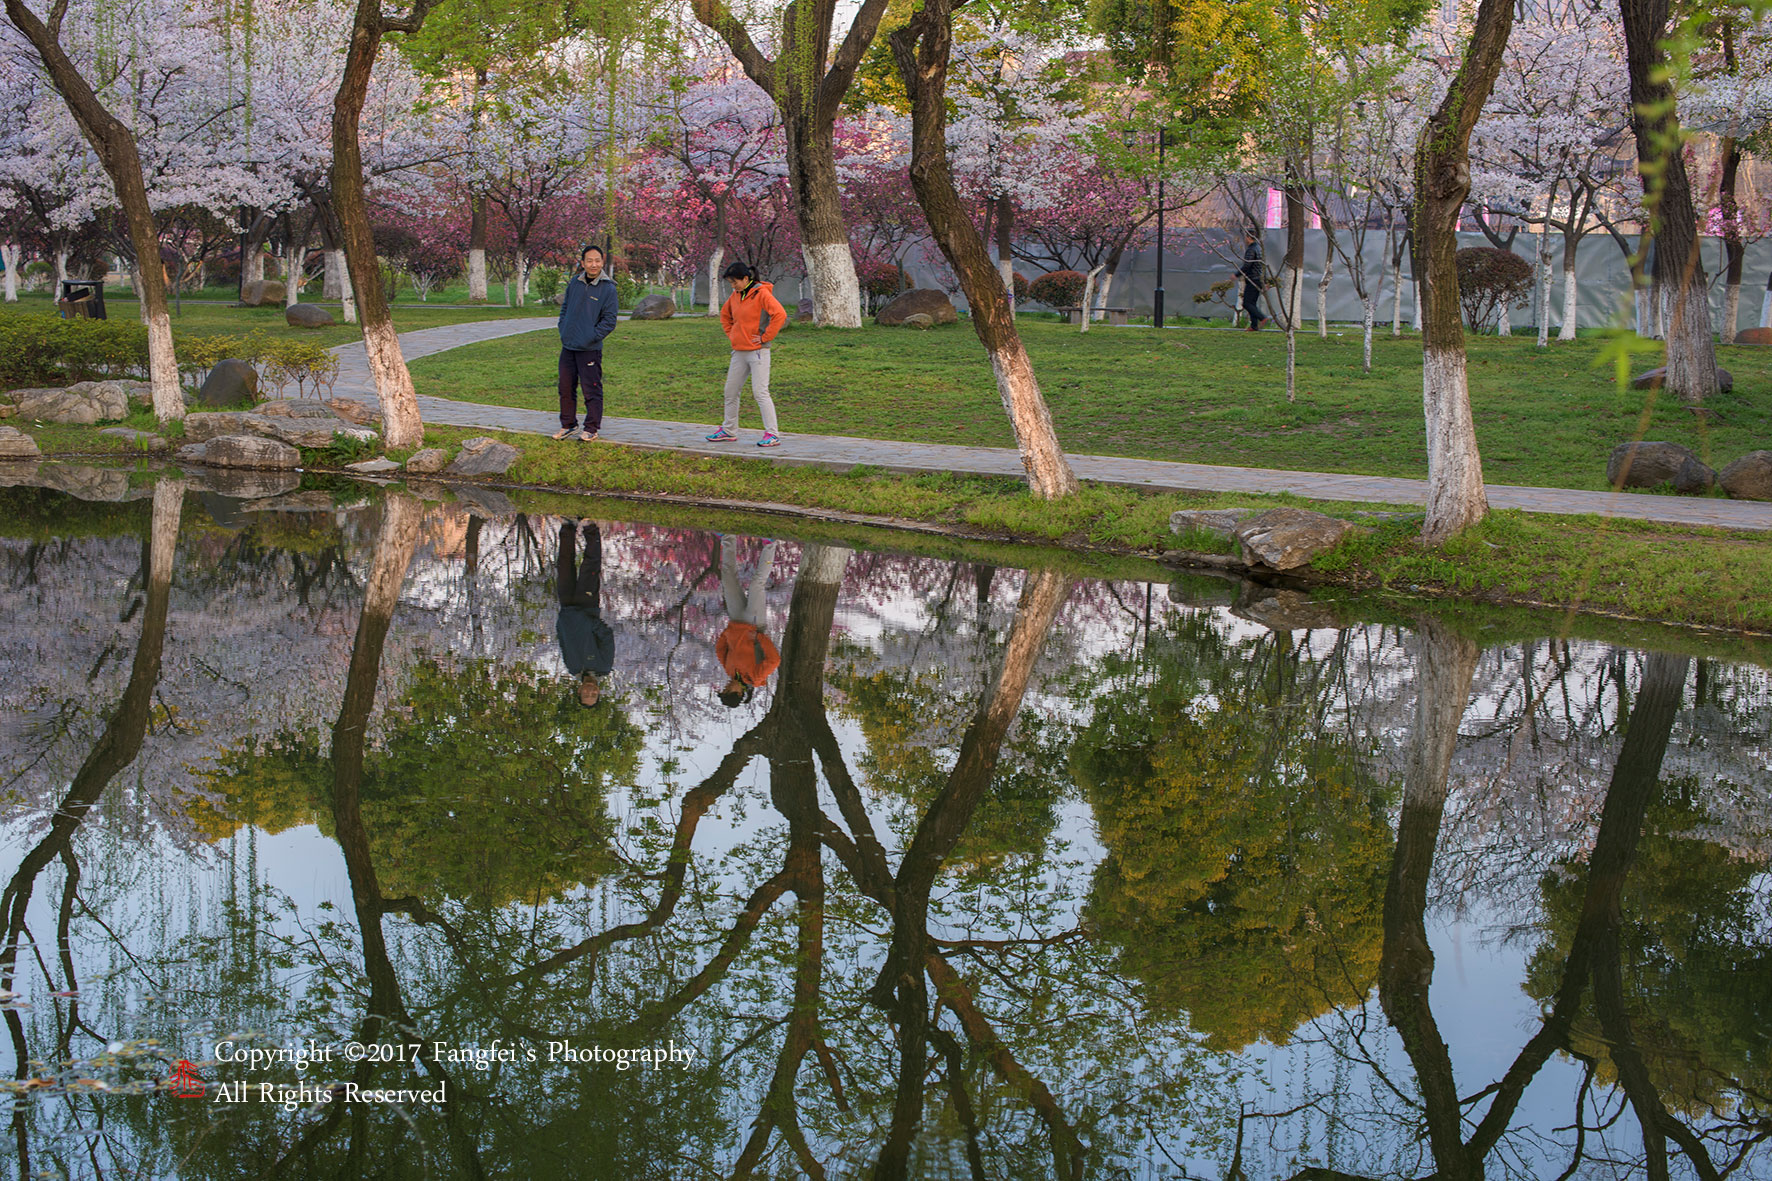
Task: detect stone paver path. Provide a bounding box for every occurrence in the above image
[330,321,1772,533]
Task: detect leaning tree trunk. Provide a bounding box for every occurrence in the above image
[1411,0,1513,543]
[1621,0,1720,401]
[1079,264,1105,334]
[995,192,1015,314]
[331,0,438,450]
[1,243,16,301]
[466,194,488,302]
[4,0,183,424]
[889,0,1077,499]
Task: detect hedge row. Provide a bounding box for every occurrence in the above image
[0,315,339,398]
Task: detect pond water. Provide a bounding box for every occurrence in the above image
[2,471,1769,1180]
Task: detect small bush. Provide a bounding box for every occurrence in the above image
[853,254,903,301]
[1028,270,1087,308]
[613,270,642,308]
[1455,247,1532,332]
[530,265,564,304]
[1012,271,1029,302]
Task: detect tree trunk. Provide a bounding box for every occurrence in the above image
[995,192,1015,314]
[2,243,16,301]
[1761,274,1771,328]
[285,243,305,306]
[1536,204,1554,348]
[889,0,1078,500]
[1410,0,1512,543]
[1496,303,1511,336]
[1079,263,1104,334]
[783,107,863,328]
[1362,292,1375,373]
[323,246,343,300]
[54,249,67,284]
[706,244,725,317]
[1316,214,1335,338]
[1621,0,1719,401]
[1719,140,1743,344]
[337,249,357,324]
[331,0,436,450]
[466,195,488,302]
[514,249,528,308]
[3,0,184,422]
[1558,231,1580,341]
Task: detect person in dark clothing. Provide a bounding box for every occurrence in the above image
[557,520,614,707]
[554,244,620,442]
[1240,229,1268,331]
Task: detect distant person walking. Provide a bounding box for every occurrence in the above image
[715,535,780,707]
[1240,229,1268,332]
[556,519,613,708]
[554,244,619,442]
[705,261,785,448]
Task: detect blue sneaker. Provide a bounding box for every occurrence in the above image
[706,428,737,442]
[757,432,781,448]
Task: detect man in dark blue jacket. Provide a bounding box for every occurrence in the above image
[555,245,620,441]
[557,519,614,707]
[1240,229,1268,332]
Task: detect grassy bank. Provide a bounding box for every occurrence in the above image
[405,318,1772,492]
[402,423,1772,634]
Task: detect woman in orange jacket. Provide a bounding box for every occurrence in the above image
[705,261,786,448]
[715,534,780,706]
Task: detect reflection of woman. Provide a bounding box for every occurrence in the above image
[557,520,614,707]
[715,535,779,707]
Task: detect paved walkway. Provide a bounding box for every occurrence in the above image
[330,321,1772,533]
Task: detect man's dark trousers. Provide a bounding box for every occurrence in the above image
[558,348,603,432]
[558,521,602,608]
[1241,284,1266,328]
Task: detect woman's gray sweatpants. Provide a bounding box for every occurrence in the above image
[722,348,779,434]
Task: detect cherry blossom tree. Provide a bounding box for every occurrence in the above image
[466,85,592,305]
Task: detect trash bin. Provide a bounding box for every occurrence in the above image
[57,279,107,320]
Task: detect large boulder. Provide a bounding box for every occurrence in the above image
[0,425,41,458]
[240,279,286,307]
[444,435,521,478]
[37,464,136,503]
[451,485,516,516]
[345,457,402,474]
[875,288,958,327]
[15,383,128,424]
[1718,451,1772,500]
[286,302,335,328]
[404,447,450,474]
[1170,507,1255,542]
[629,293,676,320]
[203,434,301,470]
[257,398,341,419]
[184,468,302,499]
[900,313,935,330]
[195,359,260,408]
[183,409,363,448]
[1733,327,1772,345]
[1233,507,1357,571]
[1233,586,1343,632]
[1633,366,1733,393]
[1606,441,1715,494]
[327,397,383,427]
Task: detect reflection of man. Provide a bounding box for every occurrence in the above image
[715,535,780,707]
[557,520,614,707]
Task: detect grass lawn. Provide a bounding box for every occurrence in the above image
[0,290,546,351]
[406,317,1772,492]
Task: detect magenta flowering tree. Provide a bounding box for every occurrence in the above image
[1015,151,1162,316]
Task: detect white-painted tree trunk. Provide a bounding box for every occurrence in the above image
[285,245,306,306]
[1392,262,1406,336]
[2,244,17,301]
[1094,269,1117,321]
[145,305,183,424]
[338,252,357,324]
[1317,258,1331,337]
[1422,343,1488,542]
[1078,264,1105,334]
[55,250,68,283]
[1412,281,1424,331]
[131,264,149,324]
[1496,304,1511,336]
[1535,231,1553,347]
[323,249,345,301]
[1362,294,1375,373]
[997,254,1016,316]
[1558,255,1579,341]
[245,248,264,286]
[706,246,725,316]
[362,316,423,449]
[802,242,863,328]
[1760,284,1771,328]
[1634,286,1651,336]
[1722,281,1741,344]
[466,248,488,302]
[514,251,528,308]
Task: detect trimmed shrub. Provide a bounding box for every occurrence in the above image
[1454,247,1533,332]
[529,265,564,304]
[0,315,338,397]
[1013,271,1029,301]
[1028,269,1088,308]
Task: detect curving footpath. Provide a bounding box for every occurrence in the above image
[330,320,1772,533]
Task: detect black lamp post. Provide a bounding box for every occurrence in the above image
[1155,127,1167,329]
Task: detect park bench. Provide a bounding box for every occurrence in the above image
[1056,305,1131,326]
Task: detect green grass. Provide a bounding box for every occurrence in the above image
[404,423,1772,634]
[0,290,546,351]
[406,317,1772,492]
